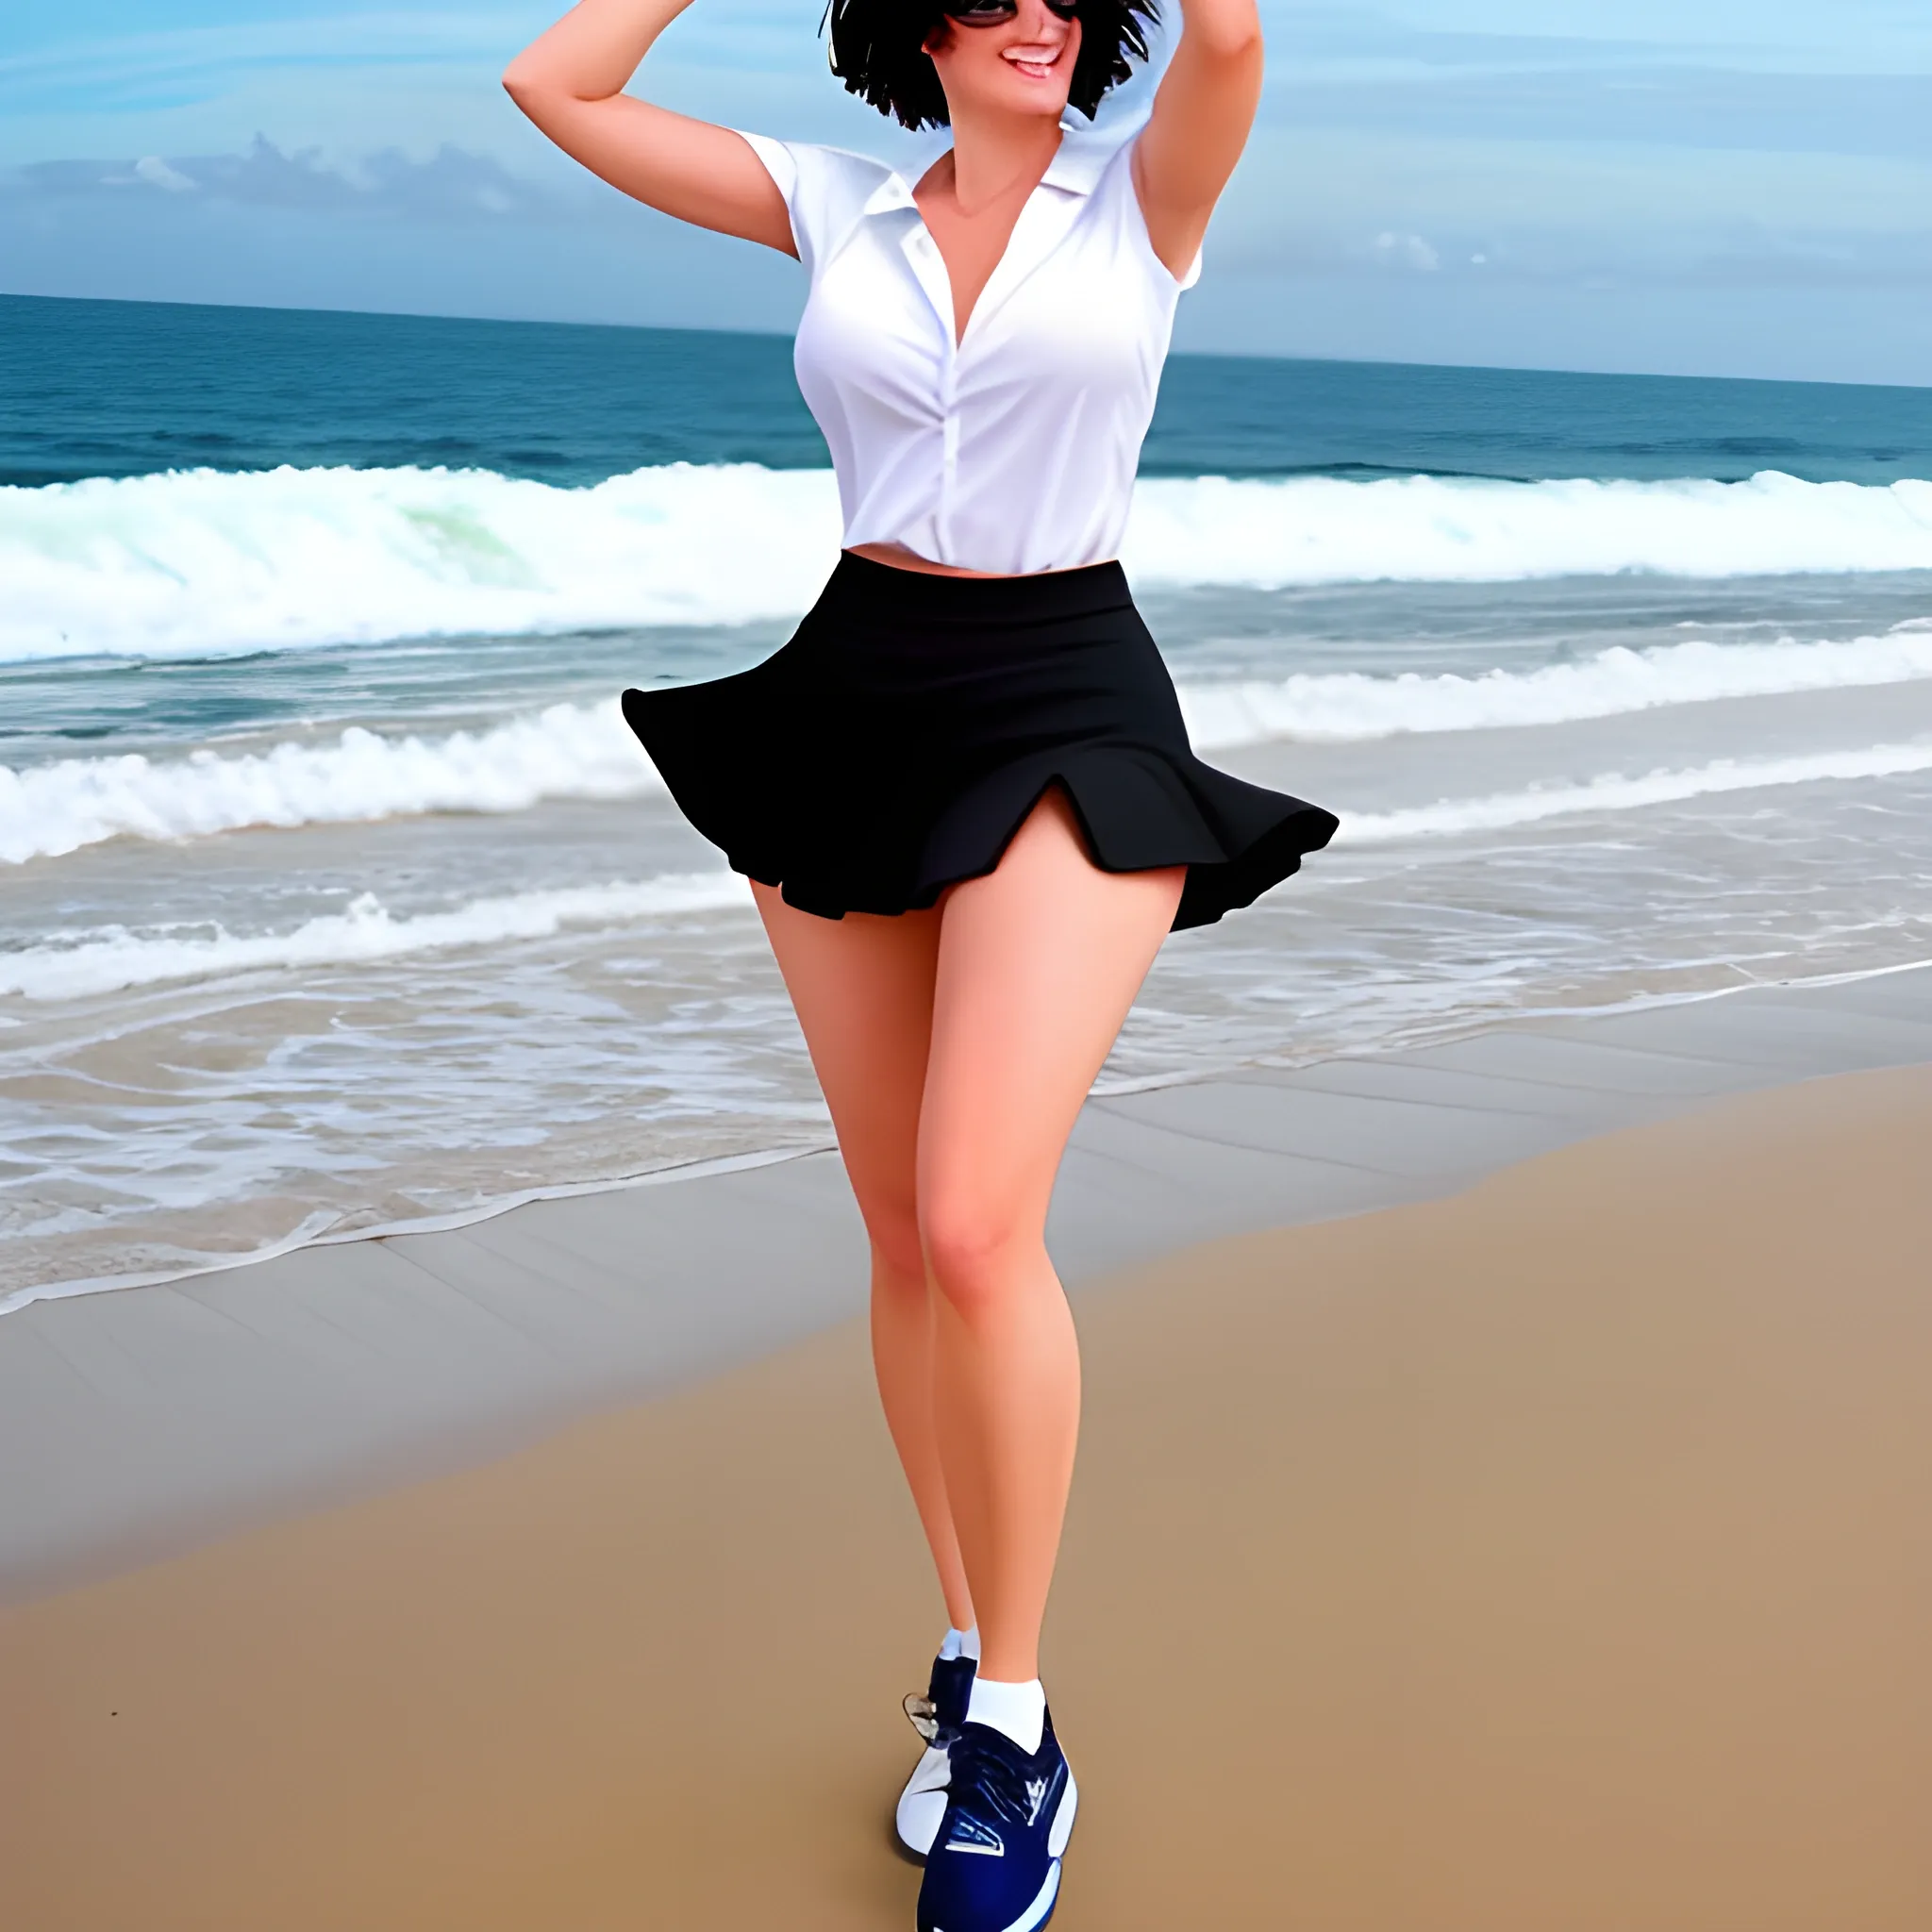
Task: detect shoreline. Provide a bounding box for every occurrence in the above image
[5,1061,1927,1928]
[4,962,1932,1601]
[9,954,1928,1322]
[0,1141,831,1319]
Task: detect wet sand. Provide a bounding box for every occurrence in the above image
[4,1065,1929,1929]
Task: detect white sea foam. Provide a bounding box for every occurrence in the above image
[1,699,656,864]
[0,876,753,1001]
[1179,625,1932,749]
[1131,470,1932,591]
[1341,741,1932,845]
[11,631,1932,864]
[6,463,1931,664]
[0,462,841,663]
[12,743,1926,1001]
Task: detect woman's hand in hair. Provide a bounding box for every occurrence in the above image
[1131,0,1263,280]
[504,0,793,253]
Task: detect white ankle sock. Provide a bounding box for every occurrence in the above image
[939,1624,982,1663]
[966,1676,1045,1755]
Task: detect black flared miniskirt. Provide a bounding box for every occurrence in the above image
[620,553,1339,931]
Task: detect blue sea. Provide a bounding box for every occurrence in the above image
[5,291,1932,1304]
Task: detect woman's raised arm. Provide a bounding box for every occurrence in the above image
[1131,0,1264,280]
[503,0,794,254]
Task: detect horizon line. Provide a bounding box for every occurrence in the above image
[4,288,1927,396]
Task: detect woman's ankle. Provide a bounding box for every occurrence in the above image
[964,1674,1047,1753]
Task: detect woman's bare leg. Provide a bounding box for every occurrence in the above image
[751,885,974,1631]
[919,793,1185,1685]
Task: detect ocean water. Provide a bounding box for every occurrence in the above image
[4,291,1932,1306]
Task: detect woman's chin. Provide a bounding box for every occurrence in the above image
[982,75,1074,118]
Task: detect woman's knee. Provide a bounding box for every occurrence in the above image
[863,1198,928,1293]
[918,1184,1041,1318]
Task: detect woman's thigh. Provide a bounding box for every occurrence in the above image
[752,882,942,1267]
[918,791,1185,1277]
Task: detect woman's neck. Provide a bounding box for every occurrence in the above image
[941,109,1063,216]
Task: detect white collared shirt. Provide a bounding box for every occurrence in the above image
[738,125,1199,577]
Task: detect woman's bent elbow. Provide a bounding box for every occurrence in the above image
[1187,21,1263,65]
[501,49,564,106]
[502,57,546,99]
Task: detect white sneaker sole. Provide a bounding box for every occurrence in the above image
[1047,1771,1078,1859]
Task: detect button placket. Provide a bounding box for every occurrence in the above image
[939,351,961,553]
[900,221,961,554]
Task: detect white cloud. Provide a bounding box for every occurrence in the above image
[10,136,558,221]
[1371,230,1441,272]
[131,155,195,192]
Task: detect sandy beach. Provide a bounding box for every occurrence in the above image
[4,1059,1927,1930]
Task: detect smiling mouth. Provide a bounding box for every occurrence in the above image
[1003,44,1062,80]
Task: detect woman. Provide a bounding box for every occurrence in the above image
[505,2,1335,1925]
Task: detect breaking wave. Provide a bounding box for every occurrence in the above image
[13,741,1930,999]
[1178,624,1932,749]
[10,629,1932,864]
[2,700,657,865]
[1341,741,1932,845]
[0,876,752,1000]
[5,462,1931,663]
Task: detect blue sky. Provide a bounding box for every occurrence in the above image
[4,2,1930,381]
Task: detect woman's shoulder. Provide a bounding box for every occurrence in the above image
[732,133,908,271]
[734,133,900,207]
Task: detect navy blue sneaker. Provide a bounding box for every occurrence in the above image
[916,1711,1077,1932]
[896,1651,978,1859]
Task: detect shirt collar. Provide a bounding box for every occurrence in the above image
[860,119,1123,218]
[1039,123,1116,196]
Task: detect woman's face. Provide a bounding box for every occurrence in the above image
[923,0,1084,124]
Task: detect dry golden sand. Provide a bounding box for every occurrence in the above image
[4,1066,1930,1930]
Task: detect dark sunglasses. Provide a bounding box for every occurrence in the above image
[942,0,1080,24]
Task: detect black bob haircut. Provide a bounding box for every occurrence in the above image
[823,0,1161,131]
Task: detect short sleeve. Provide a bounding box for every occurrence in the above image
[732,133,895,281]
[737,130,799,204]
[735,130,803,260]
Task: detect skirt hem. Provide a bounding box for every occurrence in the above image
[617,553,1337,935]
[629,712,1339,932]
